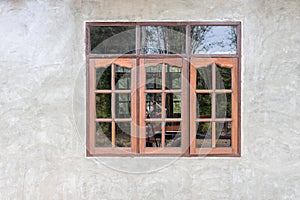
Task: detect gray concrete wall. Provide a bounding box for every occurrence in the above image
[0,0,299,199]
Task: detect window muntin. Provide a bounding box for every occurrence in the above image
[86,22,241,156]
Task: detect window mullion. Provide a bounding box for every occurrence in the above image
[111,63,116,148]
[212,62,216,148]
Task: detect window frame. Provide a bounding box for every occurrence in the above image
[86,21,241,157]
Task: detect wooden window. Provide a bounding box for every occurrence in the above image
[86,22,241,156]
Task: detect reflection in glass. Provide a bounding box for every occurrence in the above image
[116,94,131,118]
[165,122,181,147]
[146,65,162,89]
[95,122,112,147]
[96,94,111,118]
[141,26,186,54]
[197,94,211,118]
[216,65,231,89]
[90,26,136,54]
[146,93,162,118]
[115,122,131,147]
[165,65,181,89]
[146,122,162,147]
[115,65,131,90]
[96,66,111,90]
[166,94,181,118]
[191,26,237,54]
[216,93,232,118]
[196,122,212,148]
[216,122,231,147]
[196,65,212,89]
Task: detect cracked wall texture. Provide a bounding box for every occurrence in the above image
[0,0,299,199]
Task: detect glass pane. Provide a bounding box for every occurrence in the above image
[96,94,111,118]
[115,122,131,147]
[146,93,163,119]
[146,122,162,147]
[196,65,212,89]
[165,122,181,147]
[216,122,231,147]
[165,65,181,89]
[197,94,211,118]
[191,26,237,54]
[216,65,231,89]
[115,94,131,118]
[166,93,181,118]
[90,26,136,54]
[216,93,232,118]
[146,65,162,89]
[141,26,186,54]
[115,65,131,90]
[196,122,212,148]
[96,66,111,90]
[95,122,112,147]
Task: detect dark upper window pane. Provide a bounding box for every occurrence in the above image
[146,65,162,90]
[90,26,136,54]
[191,26,237,54]
[216,65,231,89]
[115,65,131,90]
[196,64,212,89]
[165,65,181,90]
[96,66,111,90]
[141,26,186,54]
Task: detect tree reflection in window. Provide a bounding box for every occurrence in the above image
[191,26,237,54]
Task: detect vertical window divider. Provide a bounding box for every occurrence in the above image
[161,63,166,148]
[184,24,191,155]
[111,63,116,148]
[212,62,216,148]
[136,25,141,153]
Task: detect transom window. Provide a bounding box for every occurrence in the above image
[86,22,241,156]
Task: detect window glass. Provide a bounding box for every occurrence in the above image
[196,65,212,89]
[96,66,111,90]
[95,122,112,147]
[146,65,162,90]
[96,94,111,118]
[216,65,231,89]
[115,65,131,90]
[196,122,212,148]
[115,122,131,147]
[90,26,136,54]
[165,65,181,89]
[141,26,186,54]
[216,122,231,147]
[216,93,232,118]
[191,26,237,54]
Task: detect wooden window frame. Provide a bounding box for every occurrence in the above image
[86,22,241,157]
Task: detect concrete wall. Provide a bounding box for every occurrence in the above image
[0,0,299,199]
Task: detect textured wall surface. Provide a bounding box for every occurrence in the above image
[0,0,299,199]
